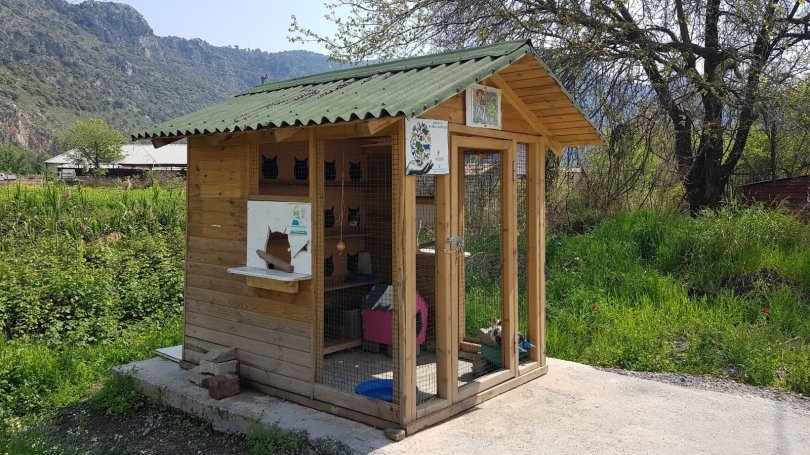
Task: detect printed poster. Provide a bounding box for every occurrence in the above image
[405,118,449,175]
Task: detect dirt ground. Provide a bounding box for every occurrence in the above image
[35,404,250,455]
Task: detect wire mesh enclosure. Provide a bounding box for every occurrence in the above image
[415,174,439,404]
[516,143,532,365]
[459,149,506,385]
[317,136,400,403]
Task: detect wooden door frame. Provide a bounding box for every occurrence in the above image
[436,135,518,403]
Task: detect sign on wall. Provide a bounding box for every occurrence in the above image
[246,201,312,275]
[466,84,502,130]
[405,118,449,175]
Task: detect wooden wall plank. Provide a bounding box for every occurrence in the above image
[185,336,311,382]
[185,299,310,337]
[185,311,311,352]
[185,324,311,369]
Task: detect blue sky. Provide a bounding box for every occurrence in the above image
[105,0,339,54]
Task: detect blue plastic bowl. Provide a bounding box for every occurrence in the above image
[355,379,394,402]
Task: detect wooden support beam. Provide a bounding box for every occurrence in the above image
[359,118,400,136]
[392,120,417,425]
[448,123,541,144]
[435,140,455,403]
[310,130,325,391]
[488,74,564,155]
[526,140,543,365]
[151,137,183,148]
[162,118,404,149]
[270,127,304,143]
[500,140,518,375]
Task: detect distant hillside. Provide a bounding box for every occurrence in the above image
[0,0,344,152]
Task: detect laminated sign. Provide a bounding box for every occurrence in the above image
[405,118,449,175]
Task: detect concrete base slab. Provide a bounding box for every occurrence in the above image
[114,356,810,455]
[112,357,390,453]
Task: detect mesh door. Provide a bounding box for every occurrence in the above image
[458,150,505,385]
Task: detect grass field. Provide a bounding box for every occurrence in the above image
[1,183,808,451]
[544,207,810,395]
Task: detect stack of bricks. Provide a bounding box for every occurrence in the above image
[190,347,241,400]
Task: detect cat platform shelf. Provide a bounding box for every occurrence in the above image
[133,40,602,436]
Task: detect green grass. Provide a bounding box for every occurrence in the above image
[542,206,810,394]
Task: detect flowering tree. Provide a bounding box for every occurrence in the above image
[292,0,810,212]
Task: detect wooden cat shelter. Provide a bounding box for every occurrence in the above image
[133,40,602,435]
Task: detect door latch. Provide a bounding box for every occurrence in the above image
[443,236,464,260]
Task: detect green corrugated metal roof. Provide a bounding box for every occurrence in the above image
[132,41,534,141]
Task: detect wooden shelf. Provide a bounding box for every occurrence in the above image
[324,232,371,240]
[325,278,378,292]
[323,338,362,355]
[228,266,311,293]
[260,180,309,185]
[249,194,309,202]
[325,181,368,187]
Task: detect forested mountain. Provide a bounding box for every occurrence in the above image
[0,0,343,152]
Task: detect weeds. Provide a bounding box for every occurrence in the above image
[0,184,184,434]
[545,206,810,395]
[247,422,354,455]
[90,375,151,416]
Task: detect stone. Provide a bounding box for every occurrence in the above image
[200,359,239,376]
[188,366,214,388]
[384,428,406,442]
[208,374,240,400]
[202,347,237,363]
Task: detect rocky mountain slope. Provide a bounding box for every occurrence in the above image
[0,0,343,152]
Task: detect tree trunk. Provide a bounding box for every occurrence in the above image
[684,137,728,214]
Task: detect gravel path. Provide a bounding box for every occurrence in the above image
[597,367,810,411]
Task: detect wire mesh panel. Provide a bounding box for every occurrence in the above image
[318,137,396,402]
[415,175,438,404]
[459,150,506,385]
[516,143,531,365]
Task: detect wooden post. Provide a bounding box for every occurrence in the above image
[538,139,547,367]
[310,130,325,389]
[435,137,457,403]
[526,139,543,365]
[392,121,417,424]
[500,141,518,375]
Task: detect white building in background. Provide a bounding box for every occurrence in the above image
[45,143,187,177]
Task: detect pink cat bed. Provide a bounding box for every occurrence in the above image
[361,285,428,346]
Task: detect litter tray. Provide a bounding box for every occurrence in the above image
[355,379,394,402]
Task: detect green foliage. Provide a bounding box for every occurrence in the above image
[0,143,49,174]
[543,206,810,395]
[57,118,126,170]
[0,317,182,433]
[0,184,184,433]
[246,422,354,455]
[89,375,152,416]
[248,422,310,455]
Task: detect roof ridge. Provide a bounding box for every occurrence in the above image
[241,40,531,96]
